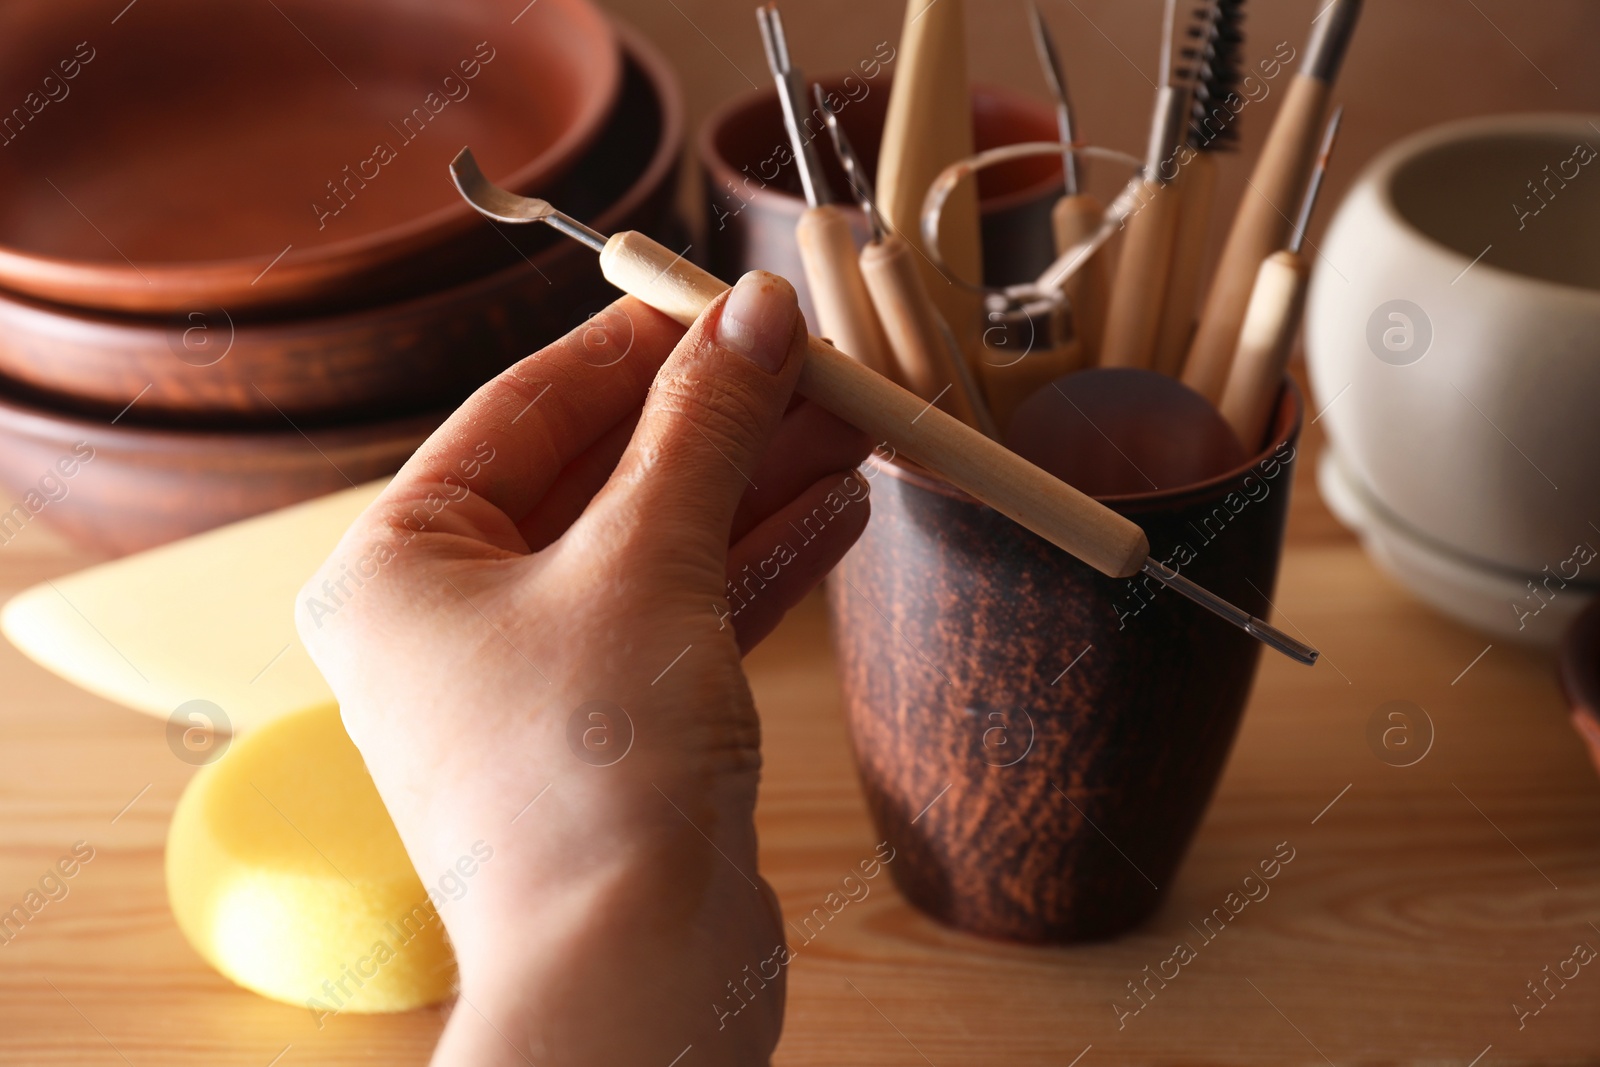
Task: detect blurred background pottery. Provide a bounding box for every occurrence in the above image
[0,0,619,315]
[0,18,682,554]
[698,76,1068,326]
[0,26,681,427]
[0,392,440,557]
[1306,114,1600,646]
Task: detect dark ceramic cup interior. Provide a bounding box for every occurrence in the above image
[697,75,1064,326]
[828,382,1304,943]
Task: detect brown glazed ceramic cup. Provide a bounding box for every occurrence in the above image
[698,76,1064,325]
[827,383,1305,943]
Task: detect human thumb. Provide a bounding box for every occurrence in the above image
[581,270,808,572]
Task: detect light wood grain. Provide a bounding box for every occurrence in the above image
[1050,193,1110,365]
[3,425,1598,1064]
[795,205,897,382]
[1219,250,1310,451]
[1151,153,1217,376]
[1098,178,1181,369]
[857,233,997,436]
[1183,75,1330,400]
[600,229,1147,577]
[874,0,984,373]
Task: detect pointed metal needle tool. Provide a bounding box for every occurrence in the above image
[1028,0,1080,198]
[449,148,1319,666]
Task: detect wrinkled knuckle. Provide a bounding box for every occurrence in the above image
[653,368,770,457]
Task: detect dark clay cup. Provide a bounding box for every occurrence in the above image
[827,383,1305,944]
[697,76,1064,326]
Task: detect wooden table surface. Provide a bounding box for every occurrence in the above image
[1,402,1597,1066]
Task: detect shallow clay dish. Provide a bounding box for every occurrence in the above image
[0,392,441,557]
[0,0,618,314]
[0,23,680,427]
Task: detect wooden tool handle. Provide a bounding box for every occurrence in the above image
[859,233,999,439]
[598,230,1148,578]
[1182,75,1330,401]
[877,0,983,372]
[1218,250,1309,451]
[796,205,898,383]
[1098,178,1182,369]
[1151,153,1217,377]
[1050,192,1109,363]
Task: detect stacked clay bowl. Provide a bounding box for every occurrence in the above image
[0,2,682,555]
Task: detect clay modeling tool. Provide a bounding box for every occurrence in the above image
[756,4,896,381]
[815,89,998,438]
[972,2,1102,430]
[451,148,1319,665]
[1098,0,1213,370]
[876,0,984,372]
[1033,1,1108,361]
[1181,0,1362,400]
[1151,0,1245,377]
[1218,106,1341,450]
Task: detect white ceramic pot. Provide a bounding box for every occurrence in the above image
[1306,113,1600,646]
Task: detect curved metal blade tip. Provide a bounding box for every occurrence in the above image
[449,147,555,224]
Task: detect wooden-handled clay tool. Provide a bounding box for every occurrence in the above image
[451,148,1319,665]
[876,0,984,374]
[1097,0,1211,370]
[1218,107,1341,450]
[755,4,897,382]
[971,1,1099,431]
[1181,0,1362,401]
[1151,0,1245,377]
[814,89,999,438]
[1032,1,1108,365]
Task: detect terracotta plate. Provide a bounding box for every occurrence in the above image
[0,0,619,314]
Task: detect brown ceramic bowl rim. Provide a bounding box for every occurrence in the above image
[0,19,680,347]
[1560,596,1600,718]
[0,0,622,315]
[0,385,450,455]
[697,77,1064,220]
[881,378,1305,512]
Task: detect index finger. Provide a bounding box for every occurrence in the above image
[379,294,684,531]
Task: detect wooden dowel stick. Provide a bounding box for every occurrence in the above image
[1050,192,1109,362]
[1150,154,1217,377]
[598,229,1148,578]
[1181,75,1330,399]
[796,204,898,383]
[1218,250,1308,450]
[1098,178,1182,369]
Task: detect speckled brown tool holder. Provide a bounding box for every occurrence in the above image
[828,384,1304,943]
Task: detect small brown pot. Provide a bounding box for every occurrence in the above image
[697,76,1065,326]
[827,383,1304,943]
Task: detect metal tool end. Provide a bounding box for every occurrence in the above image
[1302,0,1363,84]
[1143,0,1215,176]
[1288,105,1343,255]
[755,3,830,207]
[814,85,886,243]
[449,147,606,252]
[1026,0,1079,197]
[1140,557,1320,665]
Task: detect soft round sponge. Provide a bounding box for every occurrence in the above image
[166,703,455,1015]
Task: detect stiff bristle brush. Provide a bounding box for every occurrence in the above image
[1151,0,1245,376]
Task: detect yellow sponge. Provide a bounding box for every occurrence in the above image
[166,703,456,1017]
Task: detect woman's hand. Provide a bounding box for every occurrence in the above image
[297,273,872,1066]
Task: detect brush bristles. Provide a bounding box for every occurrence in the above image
[1188,0,1246,151]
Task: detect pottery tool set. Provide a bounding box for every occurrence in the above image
[440,0,1366,666]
